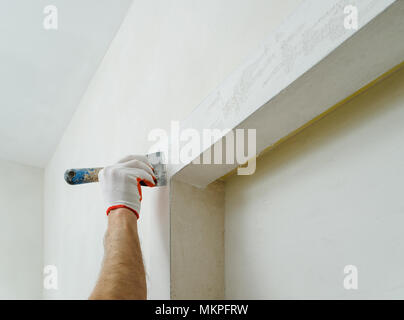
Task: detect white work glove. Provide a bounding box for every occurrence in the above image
[98,155,157,218]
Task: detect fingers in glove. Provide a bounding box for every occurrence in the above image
[128,168,156,187]
[127,173,156,202]
[117,155,151,167]
[117,154,155,176]
[123,159,156,180]
[117,154,145,163]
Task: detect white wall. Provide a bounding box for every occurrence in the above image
[0,159,43,299]
[225,66,404,299]
[0,0,133,168]
[44,0,302,299]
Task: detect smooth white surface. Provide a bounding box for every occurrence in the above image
[171,180,225,299]
[0,159,43,299]
[43,0,299,299]
[225,67,404,299]
[0,0,132,167]
[171,0,404,188]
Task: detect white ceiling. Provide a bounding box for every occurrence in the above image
[0,0,132,167]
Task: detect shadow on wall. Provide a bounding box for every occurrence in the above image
[243,65,404,185]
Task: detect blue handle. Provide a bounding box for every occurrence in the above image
[64,167,103,185]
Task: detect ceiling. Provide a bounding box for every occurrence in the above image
[0,0,132,167]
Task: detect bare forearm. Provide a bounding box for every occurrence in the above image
[90,208,147,300]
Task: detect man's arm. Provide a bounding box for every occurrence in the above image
[89,208,146,300]
[89,155,156,300]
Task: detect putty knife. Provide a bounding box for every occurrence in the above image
[64,152,167,186]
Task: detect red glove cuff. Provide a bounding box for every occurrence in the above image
[106,205,139,219]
